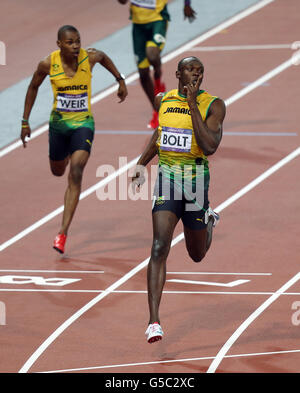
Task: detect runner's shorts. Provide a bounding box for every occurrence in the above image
[49,127,94,161]
[152,160,210,230]
[132,20,168,68]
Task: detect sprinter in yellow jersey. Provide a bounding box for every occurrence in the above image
[132,57,226,343]
[21,25,128,254]
[118,0,196,129]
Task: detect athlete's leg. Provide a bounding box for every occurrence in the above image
[49,128,70,176]
[59,149,90,235]
[148,210,179,324]
[50,156,69,176]
[146,45,162,82]
[138,67,155,109]
[183,215,214,263]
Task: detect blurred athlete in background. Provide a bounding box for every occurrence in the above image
[118,0,196,128]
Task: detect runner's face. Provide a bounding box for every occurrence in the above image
[58,31,81,59]
[178,60,204,88]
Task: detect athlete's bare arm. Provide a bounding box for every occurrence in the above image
[185,75,226,155]
[21,57,50,147]
[87,48,128,102]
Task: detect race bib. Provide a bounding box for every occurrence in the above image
[160,127,192,153]
[56,93,88,112]
[131,0,156,9]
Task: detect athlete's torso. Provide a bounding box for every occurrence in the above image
[157,89,218,169]
[49,48,94,133]
[130,0,169,24]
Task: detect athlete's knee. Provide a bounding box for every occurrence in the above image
[50,157,69,177]
[51,168,65,177]
[146,46,160,65]
[151,238,170,262]
[50,163,67,177]
[69,164,84,185]
[138,67,150,83]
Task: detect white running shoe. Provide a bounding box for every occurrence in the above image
[207,207,220,227]
[145,322,164,343]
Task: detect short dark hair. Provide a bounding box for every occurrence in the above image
[57,25,79,40]
[177,56,204,72]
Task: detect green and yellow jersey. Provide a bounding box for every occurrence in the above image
[156,88,218,185]
[49,48,94,134]
[129,0,170,24]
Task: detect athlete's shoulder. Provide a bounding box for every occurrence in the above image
[86,47,104,62]
[37,54,51,75]
[161,89,179,100]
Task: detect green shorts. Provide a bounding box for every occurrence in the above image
[132,20,168,68]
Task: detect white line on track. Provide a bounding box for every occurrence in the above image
[0,157,138,252]
[40,348,300,373]
[0,270,104,274]
[167,272,272,275]
[1,289,300,296]
[16,0,299,373]
[0,0,275,159]
[207,272,300,373]
[190,44,293,51]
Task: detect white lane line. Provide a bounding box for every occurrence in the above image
[167,279,250,287]
[0,0,275,159]
[0,270,104,274]
[225,56,296,106]
[214,145,300,214]
[96,130,298,136]
[207,272,300,373]
[40,348,300,373]
[167,272,272,275]
[0,156,138,252]
[1,289,300,296]
[161,0,276,64]
[1,56,298,254]
[190,44,292,51]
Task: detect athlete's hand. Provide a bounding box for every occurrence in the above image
[117,81,128,103]
[184,73,203,108]
[131,165,146,194]
[20,124,31,148]
[184,5,197,23]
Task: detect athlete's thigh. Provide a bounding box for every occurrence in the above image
[152,210,179,246]
[49,128,70,161]
[48,129,70,175]
[132,23,149,68]
[69,127,94,158]
[148,20,168,49]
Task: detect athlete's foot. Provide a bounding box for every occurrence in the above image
[147,110,159,129]
[145,322,164,343]
[53,233,67,254]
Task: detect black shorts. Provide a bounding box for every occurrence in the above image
[152,165,210,230]
[49,127,94,161]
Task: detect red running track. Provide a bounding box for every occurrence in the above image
[0,0,300,374]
